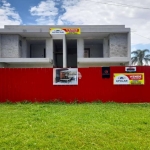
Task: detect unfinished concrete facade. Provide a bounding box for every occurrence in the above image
[0,25,131,68]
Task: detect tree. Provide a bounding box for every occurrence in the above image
[131,49,150,66]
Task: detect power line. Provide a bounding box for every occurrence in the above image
[132,32,150,41]
[85,0,150,10]
[103,1,150,10]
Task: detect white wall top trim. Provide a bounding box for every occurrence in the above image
[78,57,130,63]
[0,25,130,35]
[0,58,52,64]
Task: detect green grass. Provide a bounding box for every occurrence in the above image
[0,102,150,150]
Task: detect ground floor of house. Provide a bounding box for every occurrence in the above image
[0,66,148,103]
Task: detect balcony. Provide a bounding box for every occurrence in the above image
[77,57,130,67]
[0,58,52,65]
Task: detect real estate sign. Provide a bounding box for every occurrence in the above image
[53,68,78,85]
[113,73,144,85]
[50,28,81,34]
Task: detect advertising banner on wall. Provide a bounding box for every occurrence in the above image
[50,28,81,34]
[53,68,78,85]
[113,73,144,85]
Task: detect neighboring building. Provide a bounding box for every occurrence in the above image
[0,25,131,68]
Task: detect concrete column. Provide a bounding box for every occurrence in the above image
[127,32,131,65]
[46,38,53,60]
[22,39,27,58]
[63,35,67,68]
[103,38,109,58]
[77,38,84,58]
[18,36,22,58]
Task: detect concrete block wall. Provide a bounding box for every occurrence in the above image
[1,35,20,58]
[109,33,128,57]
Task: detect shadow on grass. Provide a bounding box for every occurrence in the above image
[2,99,150,107]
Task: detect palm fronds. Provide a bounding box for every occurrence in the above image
[131,49,150,66]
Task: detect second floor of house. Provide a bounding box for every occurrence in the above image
[0,25,131,68]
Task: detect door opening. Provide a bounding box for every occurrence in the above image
[67,39,77,68]
[53,39,63,68]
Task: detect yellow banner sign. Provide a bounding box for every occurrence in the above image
[114,73,144,85]
[50,28,81,34]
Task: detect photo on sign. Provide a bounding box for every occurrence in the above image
[53,68,78,85]
[113,73,144,85]
[50,28,66,34]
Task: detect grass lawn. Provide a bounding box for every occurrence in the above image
[0,102,150,150]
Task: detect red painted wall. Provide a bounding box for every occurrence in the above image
[0,67,150,103]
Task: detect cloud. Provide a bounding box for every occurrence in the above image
[0,0,22,28]
[30,0,58,25]
[60,0,150,45]
[29,0,150,46]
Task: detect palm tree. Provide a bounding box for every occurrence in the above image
[131,49,150,66]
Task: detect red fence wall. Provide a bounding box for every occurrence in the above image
[0,67,150,103]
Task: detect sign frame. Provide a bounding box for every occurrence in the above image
[125,67,136,73]
[53,68,78,85]
[50,28,81,35]
[113,73,144,85]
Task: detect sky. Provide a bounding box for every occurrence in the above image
[0,0,150,51]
